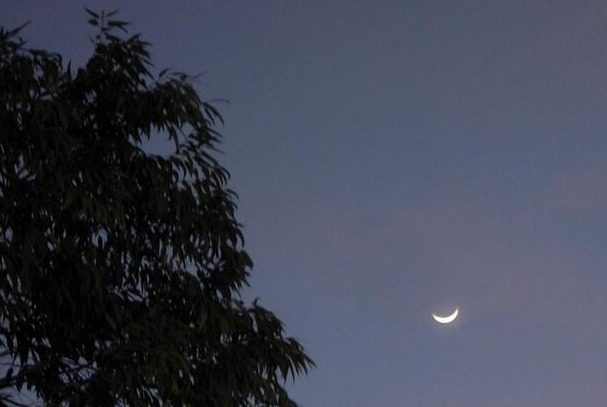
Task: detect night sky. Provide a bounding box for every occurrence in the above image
[3,1,607,406]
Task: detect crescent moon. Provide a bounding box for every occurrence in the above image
[432,308,459,324]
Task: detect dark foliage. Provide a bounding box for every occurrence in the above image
[0,10,312,407]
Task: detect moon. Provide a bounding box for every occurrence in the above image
[432,308,459,324]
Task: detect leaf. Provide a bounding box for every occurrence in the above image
[83,7,99,19]
[107,20,130,33]
[7,21,30,37]
[5,367,13,382]
[107,20,129,27]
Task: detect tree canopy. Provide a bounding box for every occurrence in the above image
[0,10,312,407]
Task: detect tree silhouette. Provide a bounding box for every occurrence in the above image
[0,10,312,407]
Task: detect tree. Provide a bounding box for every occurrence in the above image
[0,10,313,407]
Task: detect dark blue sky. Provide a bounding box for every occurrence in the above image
[3,1,607,406]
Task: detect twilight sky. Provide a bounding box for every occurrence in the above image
[3,1,607,406]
